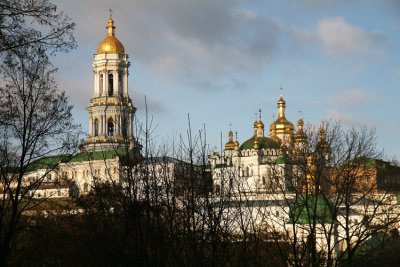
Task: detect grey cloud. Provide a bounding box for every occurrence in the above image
[54,0,285,91]
[327,89,376,108]
[131,90,168,114]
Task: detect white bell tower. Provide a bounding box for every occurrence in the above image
[82,13,138,152]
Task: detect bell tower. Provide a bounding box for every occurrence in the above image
[82,12,138,152]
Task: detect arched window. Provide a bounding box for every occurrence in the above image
[108,118,114,136]
[119,72,122,95]
[84,183,88,192]
[108,73,113,96]
[100,74,103,95]
[94,118,99,136]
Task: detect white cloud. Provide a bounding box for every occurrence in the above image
[54,0,285,92]
[327,89,376,108]
[325,108,364,127]
[131,90,168,114]
[391,69,400,76]
[317,17,387,55]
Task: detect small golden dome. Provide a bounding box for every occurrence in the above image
[234,132,239,148]
[254,138,259,148]
[294,118,307,142]
[225,130,235,150]
[274,89,294,135]
[277,96,286,106]
[317,123,330,152]
[273,117,294,135]
[270,121,276,132]
[257,120,264,130]
[97,16,125,54]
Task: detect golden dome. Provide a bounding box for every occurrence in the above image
[273,89,294,135]
[277,96,286,105]
[234,132,239,148]
[97,16,125,54]
[317,124,330,152]
[257,120,264,130]
[225,130,235,150]
[294,118,307,143]
[254,138,259,148]
[273,117,294,135]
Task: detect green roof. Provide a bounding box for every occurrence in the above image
[342,231,389,261]
[239,136,280,150]
[69,149,128,163]
[26,154,73,172]
[275,157,288,164]
[289,194,334,224]
[340,157,390,170]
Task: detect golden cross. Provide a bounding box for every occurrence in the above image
[109,8,113,18]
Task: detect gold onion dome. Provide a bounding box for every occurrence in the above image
[97,15,125,54]
[272,91,294,135]
[234,132,239,148]
[257,120,264,130]
[225,130,235,150]
[294,118,307,143]
[317,124,331,152]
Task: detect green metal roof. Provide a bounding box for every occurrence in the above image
[275,157,288,164]
[239,136,280,150]
[289,194,334,224]
[26,154,73,172]
[69,149,128,163]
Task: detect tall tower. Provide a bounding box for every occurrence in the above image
[82,13,137,152]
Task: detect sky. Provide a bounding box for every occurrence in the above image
[52,0,400,160]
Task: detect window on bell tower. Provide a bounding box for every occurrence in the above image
[108,118,114,136]
[94,118,99,136]
[108,73,113,96]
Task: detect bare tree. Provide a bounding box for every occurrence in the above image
[0,45,80,265]
[266,121,400,267]
[0,0,75,54]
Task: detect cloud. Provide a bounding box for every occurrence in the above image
[54,0,285,91]
[317,17,388,56]
[391,69,400,76]
[327,89,376,108]
[325,108,365,127]
[131,90,168,115]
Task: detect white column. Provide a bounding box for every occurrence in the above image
[113,71,118,96]
[104,72,109,96]
[89,117,92,136]
[100,115,104,135]
[93,72,97,97]
[123,70,128,97]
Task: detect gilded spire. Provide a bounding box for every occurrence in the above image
[294,110,307,143]
[97,10,125,54]
[234,131,239,148]
[225,125,235,150]
[317,121,330,152]
[107,10,116,36]
[277,86,286,119]
[257,108,264,130]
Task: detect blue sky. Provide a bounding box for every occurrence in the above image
[53,0,400,159]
